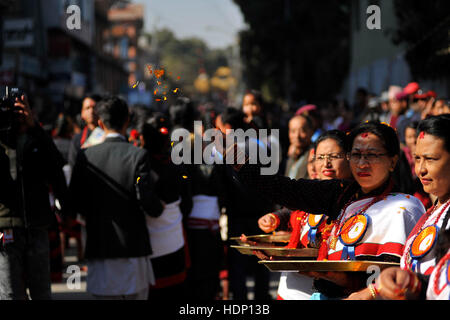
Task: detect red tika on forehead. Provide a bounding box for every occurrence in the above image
[419,131,425,139]
[361,132,369,138]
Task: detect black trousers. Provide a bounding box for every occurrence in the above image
[185,228,222,300]
[0,227,51,300]
[227,216,271,300]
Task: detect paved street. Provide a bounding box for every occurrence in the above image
[51,239,93,300]
[51,239,280,300]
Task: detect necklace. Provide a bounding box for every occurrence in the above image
[329,180,393,250]
[405,199,450,268]
[433,251,450,296]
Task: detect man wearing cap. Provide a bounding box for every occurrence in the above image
[296,105,323,143]
[378,91,390,122]
[383,85,406,129]
[396,82,430,143]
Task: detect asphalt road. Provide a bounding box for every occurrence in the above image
[51,239,280,300]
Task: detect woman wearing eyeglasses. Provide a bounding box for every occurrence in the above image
[258,130,352,300]
[347,115,450,300]
[228,121,425,299]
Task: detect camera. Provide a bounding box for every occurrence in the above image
[0,86,22,131]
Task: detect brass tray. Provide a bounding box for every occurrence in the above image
[230,245,318,258]
[230,233,291,246]
[259,260,400,272]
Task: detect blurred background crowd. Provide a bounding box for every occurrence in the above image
[0,0,449,300]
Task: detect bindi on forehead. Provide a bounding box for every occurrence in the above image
[356,131,379,141]
[419,131,425,139]
[353,134,385,152]
[416,134,445,153]
[352,147,383,153]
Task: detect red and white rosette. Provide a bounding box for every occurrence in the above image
[339,214,370,260]
[410,225,439,272]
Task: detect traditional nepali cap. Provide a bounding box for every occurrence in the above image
[427,90,437,99]
[388,85,402,100]
[395,92,408,100]
[403,82,420,95]
[295,104,317,116]
[414,89,428,100]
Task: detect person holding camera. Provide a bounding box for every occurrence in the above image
[0,91,68,300]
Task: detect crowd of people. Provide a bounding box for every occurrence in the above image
[0,79,449,300]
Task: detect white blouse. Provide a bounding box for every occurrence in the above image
[426,248,450,300]
[401,203,450,275]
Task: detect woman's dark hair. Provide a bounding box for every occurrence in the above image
[221,107,248,130]
[169,97,197,132]
[349,121,415,193]
[141,112,172,155]
[405,120,419,131]
[348,121,400,157]
[416,114,450,153]
[245,89,263,107]
[314,130,350,153]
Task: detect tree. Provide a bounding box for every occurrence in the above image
[233,0,350,108]
[392,0,450,80]
[145,29,231,102]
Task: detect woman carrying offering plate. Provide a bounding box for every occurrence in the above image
[226,121,425,299]
[347,115,450,300]
[258,130,352,299]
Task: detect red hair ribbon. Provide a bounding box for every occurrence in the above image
[419,131,425,139]
[361,132,369,138]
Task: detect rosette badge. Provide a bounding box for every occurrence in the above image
[339,214,371,260]
[410,225,438,271]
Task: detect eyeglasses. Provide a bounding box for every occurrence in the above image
[315,153,345,163]
[347,152,387,163]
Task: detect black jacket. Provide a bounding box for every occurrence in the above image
[68,136,163,260]
[0,125,68,229]
[218,164,274,219]
[68,127,92,168]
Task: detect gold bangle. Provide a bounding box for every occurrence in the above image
[368,284,377,299]
[407,270,420,294]
[410,274,419,294]
[268,213,279,231]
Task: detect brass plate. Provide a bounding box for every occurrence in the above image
[230,234,291,246]
[259,260,400,272]
[230,245,318,258]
